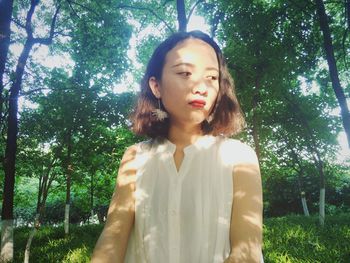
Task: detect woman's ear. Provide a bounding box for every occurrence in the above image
[149,77,161,99]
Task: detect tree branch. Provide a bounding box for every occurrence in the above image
[210,9,224,38]
[118,4,174,33]
[287,0,315,18]
[33,3,61,45]
[66,0,100,19]
[177,0,187,32]
[343,0,350,69]
[347,0,350,29]
[162,0,173,7]
[19,87,50,96]
[25,0,40,38]
[342,28,349,69]
[53,30,72,38]
[11,18,26,30]
[187,0,203,23]
[66,0,80,19]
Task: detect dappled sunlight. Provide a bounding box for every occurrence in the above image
[228,159,263,262]
[240,211,264,233]
[115,171,135,187]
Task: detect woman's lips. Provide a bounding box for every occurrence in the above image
[189,99,206,108]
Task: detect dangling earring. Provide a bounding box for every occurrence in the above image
[206,114,214,123]
[152,99,168,121]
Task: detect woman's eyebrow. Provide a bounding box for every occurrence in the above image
[171,62,219,72]
[171,62,195,68]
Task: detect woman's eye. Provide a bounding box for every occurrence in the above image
[208,75,219,81]
[178,72,191,77]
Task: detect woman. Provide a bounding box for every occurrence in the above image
[91,30,263,263]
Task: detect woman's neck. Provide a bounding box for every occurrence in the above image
[167,122,203,148]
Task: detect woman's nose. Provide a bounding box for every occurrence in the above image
[192,80,208,95]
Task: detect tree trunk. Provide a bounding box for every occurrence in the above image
[309,152,326,225]
[317,160,326,225]
[296,168,310,216]
[64,204,70,234]
[1,1,58,259]
[64,130,73,235]
[24,213,40,263]
[301,192,310,216]
[0,0,14,127]
[1,1,42,259]
[347,0,350,29]
[24,228,37,263]
[176,0,187,32]
[1,37,34,262]
[24,158,56,262]
[291,156,310,216]
[289,147,310,216]
[319,188,325,225]
[252,77,261,160]
[285,93,327,224]
[90,171,94,224]
[0,220,13,262]
[296,159,309,216]
[315,0,350,148]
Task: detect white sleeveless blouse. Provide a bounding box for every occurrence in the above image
[125,135,259,263]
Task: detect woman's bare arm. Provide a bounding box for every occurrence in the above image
[91,145,137,263]
[225,147,263,263]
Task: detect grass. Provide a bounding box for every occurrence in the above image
[14,224,101,263]
[13,213,350,262]
[263,213,350,262]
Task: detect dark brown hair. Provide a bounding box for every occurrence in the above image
[131,30,245,138]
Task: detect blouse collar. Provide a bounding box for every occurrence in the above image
[159,135,216,155]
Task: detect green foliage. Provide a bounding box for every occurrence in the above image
[17,57,140,223]
[211,0,349,218]
[43,198,90,225]
[263,159,350,217]
[65,0,132,84]
[12,214,350,262]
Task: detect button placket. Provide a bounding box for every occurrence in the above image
[168,179,182,263]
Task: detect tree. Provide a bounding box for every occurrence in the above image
[315,0,350,148]
[0,0,14,131]
[208,0,348,223]
[213,0,320,158]
[1,1,60,261]
[59,0,132,234]
[1,0,132,259]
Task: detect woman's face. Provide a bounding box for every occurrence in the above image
[149,38,220,127]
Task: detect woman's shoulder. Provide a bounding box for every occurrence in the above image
[217,137,259,166]
[120,140,156,171]
[125,138,162,158]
